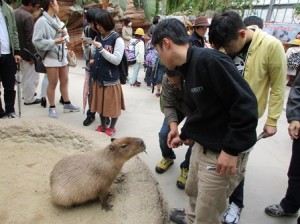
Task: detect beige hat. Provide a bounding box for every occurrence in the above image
[192,16,210,27]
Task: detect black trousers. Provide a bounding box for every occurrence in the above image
[0,54,17,117]
[229,177,245,208]
[280,138,300,213]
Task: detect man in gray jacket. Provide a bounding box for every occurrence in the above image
[0,0,22,118]
[156,70,191,190]
[15,0,41,105]
[265,74,300,223]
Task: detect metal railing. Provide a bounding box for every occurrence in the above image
[244,0,300,23]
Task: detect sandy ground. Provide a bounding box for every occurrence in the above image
[0,118,168,224]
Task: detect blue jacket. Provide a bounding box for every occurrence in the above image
[91,32,120,86]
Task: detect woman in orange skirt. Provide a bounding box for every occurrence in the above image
[89,10,125,136]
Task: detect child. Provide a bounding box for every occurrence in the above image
[129,28,145,87]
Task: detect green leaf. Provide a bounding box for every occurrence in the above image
[118,0,128,12]
[69,4,84,14]
[141,0,157,21]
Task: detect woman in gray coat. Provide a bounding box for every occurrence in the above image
[32,0,79,118]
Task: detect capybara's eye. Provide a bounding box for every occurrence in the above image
[121,144,127,148]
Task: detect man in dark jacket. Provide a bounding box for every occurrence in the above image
[0,0,22,118]
[14,0,41,105]
[152,18,258,224]
[265,74,300,223]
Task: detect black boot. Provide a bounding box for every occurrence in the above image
[41,97,47,108]
[59,96,64,104]
[83,110,95,126]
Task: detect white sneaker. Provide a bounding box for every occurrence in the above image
[63,103,80,113]
[6,112,18,119]
[49,108,58,118]
[1,112,18,119]
[222,202,241,224]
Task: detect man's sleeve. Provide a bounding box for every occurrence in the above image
[266,40,286,126]
[287,74,300,122]
[11,9,20,54]
[24,17,37,54]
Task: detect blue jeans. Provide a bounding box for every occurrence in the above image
[130,62,141,85]
[154,63,165,85]
[158,110,192,169]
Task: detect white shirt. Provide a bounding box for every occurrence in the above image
[0,6,11,54]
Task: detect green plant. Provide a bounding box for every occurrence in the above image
[133,0,158,21]
[164,0,253,15]
[69,4,84,14]
[294,3,300,17]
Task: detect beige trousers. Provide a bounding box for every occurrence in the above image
[185,143,249,224]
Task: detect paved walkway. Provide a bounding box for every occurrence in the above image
[12,60,298,224]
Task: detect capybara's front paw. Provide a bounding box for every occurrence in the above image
[101,201,113,211]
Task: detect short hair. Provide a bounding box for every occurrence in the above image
[209,11,246,49]
[86,7,100,23]
[151,18,189,47]
[244,16,263,29]
[22,0,38,6]
[123,17,131,26]
[152,15,160,25]
[94,10,115,32]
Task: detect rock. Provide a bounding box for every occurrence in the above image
[55,0,151,59]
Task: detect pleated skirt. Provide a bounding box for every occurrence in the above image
[90,81,125,118]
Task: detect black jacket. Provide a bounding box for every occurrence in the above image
[189,32,205,48]
[178,47,258,156]
[287,74,300,122]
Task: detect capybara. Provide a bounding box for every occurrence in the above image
[50,137,146,210]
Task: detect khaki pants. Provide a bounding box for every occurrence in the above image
[20,61,39,103]
[185,143,249,224]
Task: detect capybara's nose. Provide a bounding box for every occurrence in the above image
[140,139,145,147]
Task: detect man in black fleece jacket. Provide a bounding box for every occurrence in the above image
[152,18,258,224]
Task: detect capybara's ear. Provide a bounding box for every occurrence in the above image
[111,138,116,142]
[109,144,116,151]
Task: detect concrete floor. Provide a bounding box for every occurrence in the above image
[10,60,298,224]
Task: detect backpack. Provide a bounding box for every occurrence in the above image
[145,48,158,68]
[112,34,129,85]
[287,52,300,70]
[145,39,158,68]
[125,40,139,65]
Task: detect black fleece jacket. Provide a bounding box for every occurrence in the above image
[178,46,258,156]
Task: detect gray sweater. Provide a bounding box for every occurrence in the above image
[287,73,300,123]
[32,13,63,59]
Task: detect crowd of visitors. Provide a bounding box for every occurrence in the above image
[0,2,299,223]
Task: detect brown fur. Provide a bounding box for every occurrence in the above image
[50,137,146,210]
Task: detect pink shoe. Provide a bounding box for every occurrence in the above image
[95,125,105,132]
[104,127,116,136]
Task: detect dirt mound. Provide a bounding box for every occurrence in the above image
[0,118,168,224]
